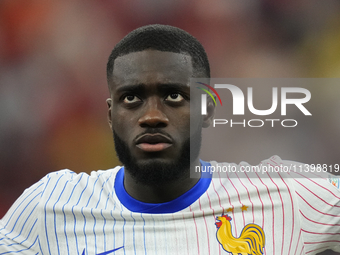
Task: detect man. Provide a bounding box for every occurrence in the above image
[1,24,339,255]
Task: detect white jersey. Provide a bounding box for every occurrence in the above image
[1,156,340,255]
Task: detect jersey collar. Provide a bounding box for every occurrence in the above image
[114,160,212,214]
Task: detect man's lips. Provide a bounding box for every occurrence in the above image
[135,134,173,152]
[136,143,172,152]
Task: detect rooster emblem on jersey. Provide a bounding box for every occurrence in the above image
[215,214,265,255]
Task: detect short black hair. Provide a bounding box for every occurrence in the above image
[106,24,210,86]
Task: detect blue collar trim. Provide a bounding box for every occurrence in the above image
[114,160,212,214]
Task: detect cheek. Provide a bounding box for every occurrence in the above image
[188,109,203,130]
[189,92,205,126]
[170,109,192,136]
[110,110,135,135]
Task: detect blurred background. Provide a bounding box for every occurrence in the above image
[0,1,340,245]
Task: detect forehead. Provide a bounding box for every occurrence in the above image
[111,50,193,89]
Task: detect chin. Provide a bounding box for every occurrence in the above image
[136,156,177,165]
[128,157,190,186]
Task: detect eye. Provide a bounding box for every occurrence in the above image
[123,95,141,104]
[165,93,184,102]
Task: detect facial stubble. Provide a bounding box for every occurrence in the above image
[112,127,202,187]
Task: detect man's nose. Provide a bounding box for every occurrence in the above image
[138,99,169,128]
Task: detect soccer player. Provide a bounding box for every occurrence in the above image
[1,24,339,255]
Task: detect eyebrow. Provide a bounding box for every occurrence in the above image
[115,83,190,93]
[115,84,145,93]
[158,83,190,92]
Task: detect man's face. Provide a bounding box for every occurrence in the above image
[107,50,202,185]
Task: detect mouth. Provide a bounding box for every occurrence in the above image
[135,133,173,152]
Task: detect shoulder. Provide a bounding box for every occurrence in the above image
[38,166,121,187]
[31,166,122,206]
[0,166,123,250]
[207,156,340,196]
[44,166,122,181]
[268,156,340,196]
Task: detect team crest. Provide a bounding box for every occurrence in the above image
[215,214,265,255]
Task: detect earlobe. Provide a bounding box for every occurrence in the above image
[202,99,215,128]
[106,98,113,130]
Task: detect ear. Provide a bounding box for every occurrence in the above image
[106,98,113,130]
[202,96,215,128]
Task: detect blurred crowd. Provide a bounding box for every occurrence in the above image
[1,0,340,225]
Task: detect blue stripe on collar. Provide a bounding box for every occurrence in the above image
[114,160,212,214]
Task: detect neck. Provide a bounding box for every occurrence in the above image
[123,158,201,203]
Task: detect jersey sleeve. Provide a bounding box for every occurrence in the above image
[0,175,48,254]
[292,174,340,254]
